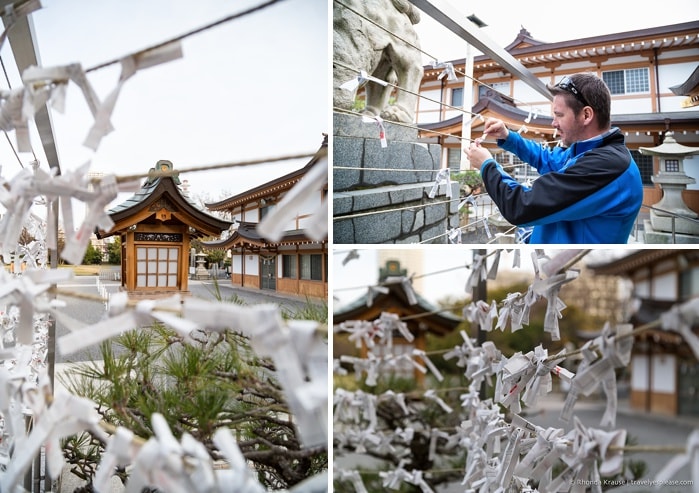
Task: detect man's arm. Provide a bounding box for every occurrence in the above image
[480,147,633,226]
[498,131,570,174]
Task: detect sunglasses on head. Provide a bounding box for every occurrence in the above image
[555,76,590,107]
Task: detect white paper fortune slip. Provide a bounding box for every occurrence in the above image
[84,42,183,151]
[428,168,452,199]
[256,146,328,242]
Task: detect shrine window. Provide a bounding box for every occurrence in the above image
[282,254,297,279]
[136,246,179,288]
[300,253,323,281]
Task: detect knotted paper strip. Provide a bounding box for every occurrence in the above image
[84,42,183,150]
[432,60,456,81]
[428,168,452,199]
[655,429,699,488]
[339,70,389,93]
[256,146,328,242]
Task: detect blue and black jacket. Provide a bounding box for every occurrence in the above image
[480,128,643,244]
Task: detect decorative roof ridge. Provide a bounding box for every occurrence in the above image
[104,160,231,235]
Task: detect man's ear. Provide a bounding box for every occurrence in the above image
[582,106,595,126]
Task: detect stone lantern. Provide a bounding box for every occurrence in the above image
[194,252,210,280]
[641,132,699,238]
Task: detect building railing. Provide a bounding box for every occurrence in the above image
[635,203,699,244]
[461,192,699,244]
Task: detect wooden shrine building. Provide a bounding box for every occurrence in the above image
[333,260,462,384]
[589,249,699,416]
[204,137,328,299]
[97,160,231,296]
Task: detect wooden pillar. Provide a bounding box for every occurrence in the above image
[125,230,136,292]
[181,232,190,292]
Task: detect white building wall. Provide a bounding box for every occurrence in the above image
[233,208,259,223]
[658,60,697,91]
[291,191,324,231]
[601,54,648,67]
[232,255,243,274]
[652,272,677,300]
[512,78,550,106]
[611,98,653,114]
[245,254,259,275]
[633,277,651,298]
[417,88,443,124]
[658,62,698,111]
[685,157,699,191]
[631,355,648,391]
[651,354,676,393]
[661,96,694,112]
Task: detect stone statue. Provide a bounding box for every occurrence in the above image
[333,0,424,123]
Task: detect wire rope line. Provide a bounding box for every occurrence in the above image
[336,66,557,149]
[333,0,551,112]
[333,166,445,173]
[335,250,501,294]
[333,106,474,144]
[334,0,514,102]
[333,195,461,221]
[85,0,288,73]
[109,150,317,185]
[335,58,480,119]
[333,264,469,293]
[417,209,503,244]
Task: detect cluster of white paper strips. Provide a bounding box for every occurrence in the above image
[0,4,330,491]
[334,250,699,493]
[0,157,328,490]
[0,263,328,492]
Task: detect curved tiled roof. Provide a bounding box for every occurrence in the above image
[423,21,699,75]
[333,278,462,337]
[418,96,699,137]
[670,65,699,96]
[587,249,699,275]
[99,160,231,239]
[203,221,318,250]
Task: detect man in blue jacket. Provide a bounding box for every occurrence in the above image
[466,73,643,244]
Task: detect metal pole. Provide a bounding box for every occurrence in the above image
[672,216,676,243]
[45,198,59,493]
[408,0,553,101]
[472,249,487,400]
[23,415,34,491]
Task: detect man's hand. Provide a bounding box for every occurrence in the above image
[483,118,509,140]
[465,141,493,170]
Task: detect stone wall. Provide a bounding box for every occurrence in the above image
[333,113,460,244]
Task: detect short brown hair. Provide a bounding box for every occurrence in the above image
[548,73,611,129]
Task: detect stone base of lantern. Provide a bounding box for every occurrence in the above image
[643,220,699,244]
[649,208,699,236]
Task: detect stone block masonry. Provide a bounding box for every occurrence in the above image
[333,113,460,244]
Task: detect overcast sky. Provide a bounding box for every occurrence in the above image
[0,0,327,222]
